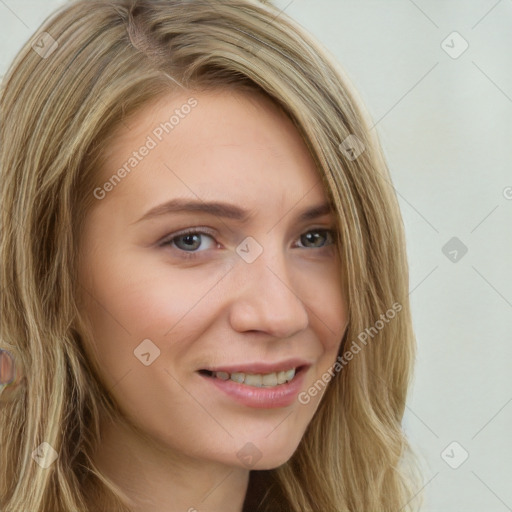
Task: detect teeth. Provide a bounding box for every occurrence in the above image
[262,373,278,386]
[277,371,287,384]
[244,374,263,387]
[230,372,245,383]
[211,368,297,387]
[284,369,295,381]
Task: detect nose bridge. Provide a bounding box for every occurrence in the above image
[228,235,309,337]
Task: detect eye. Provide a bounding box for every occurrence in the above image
[297,229,336,249]
[160,228,217,255]
[159,227,337,259]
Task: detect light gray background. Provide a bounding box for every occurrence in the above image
[1,1,511,511]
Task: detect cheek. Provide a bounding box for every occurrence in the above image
[307,260,347,352]
[301,264,348,406]
[82,244,218,335]
[78,254,232,454]
[78,247,227,387]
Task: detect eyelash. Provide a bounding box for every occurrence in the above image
[159,227,337,260]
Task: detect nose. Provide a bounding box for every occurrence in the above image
[227,242,309,339]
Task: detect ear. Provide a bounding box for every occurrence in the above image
[0,349,25,403]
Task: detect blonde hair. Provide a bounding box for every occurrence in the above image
[0,1,421,510]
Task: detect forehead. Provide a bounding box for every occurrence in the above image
[94,88,330,215]
[101,87,312,165]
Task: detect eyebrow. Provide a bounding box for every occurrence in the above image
[132,198,335,224]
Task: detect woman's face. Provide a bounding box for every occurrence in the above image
[78,88,348,470]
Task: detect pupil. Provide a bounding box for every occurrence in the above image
[182,234,199,249]
[304,231,322,247]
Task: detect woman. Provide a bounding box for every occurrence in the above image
[0,1,420,510]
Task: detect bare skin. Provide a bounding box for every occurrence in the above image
[77,88,348,511]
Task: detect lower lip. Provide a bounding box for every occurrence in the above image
[199,369,307,409]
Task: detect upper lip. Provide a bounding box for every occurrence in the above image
[200,358,312,374]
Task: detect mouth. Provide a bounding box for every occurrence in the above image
[197,365,308,388]
[197,360,311,409]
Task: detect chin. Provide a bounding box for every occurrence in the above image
[228,432,304,471]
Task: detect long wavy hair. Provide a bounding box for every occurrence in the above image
[0,0,421,510]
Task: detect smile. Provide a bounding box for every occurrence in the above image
[199,368,297,387]
[198,365,309,409]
